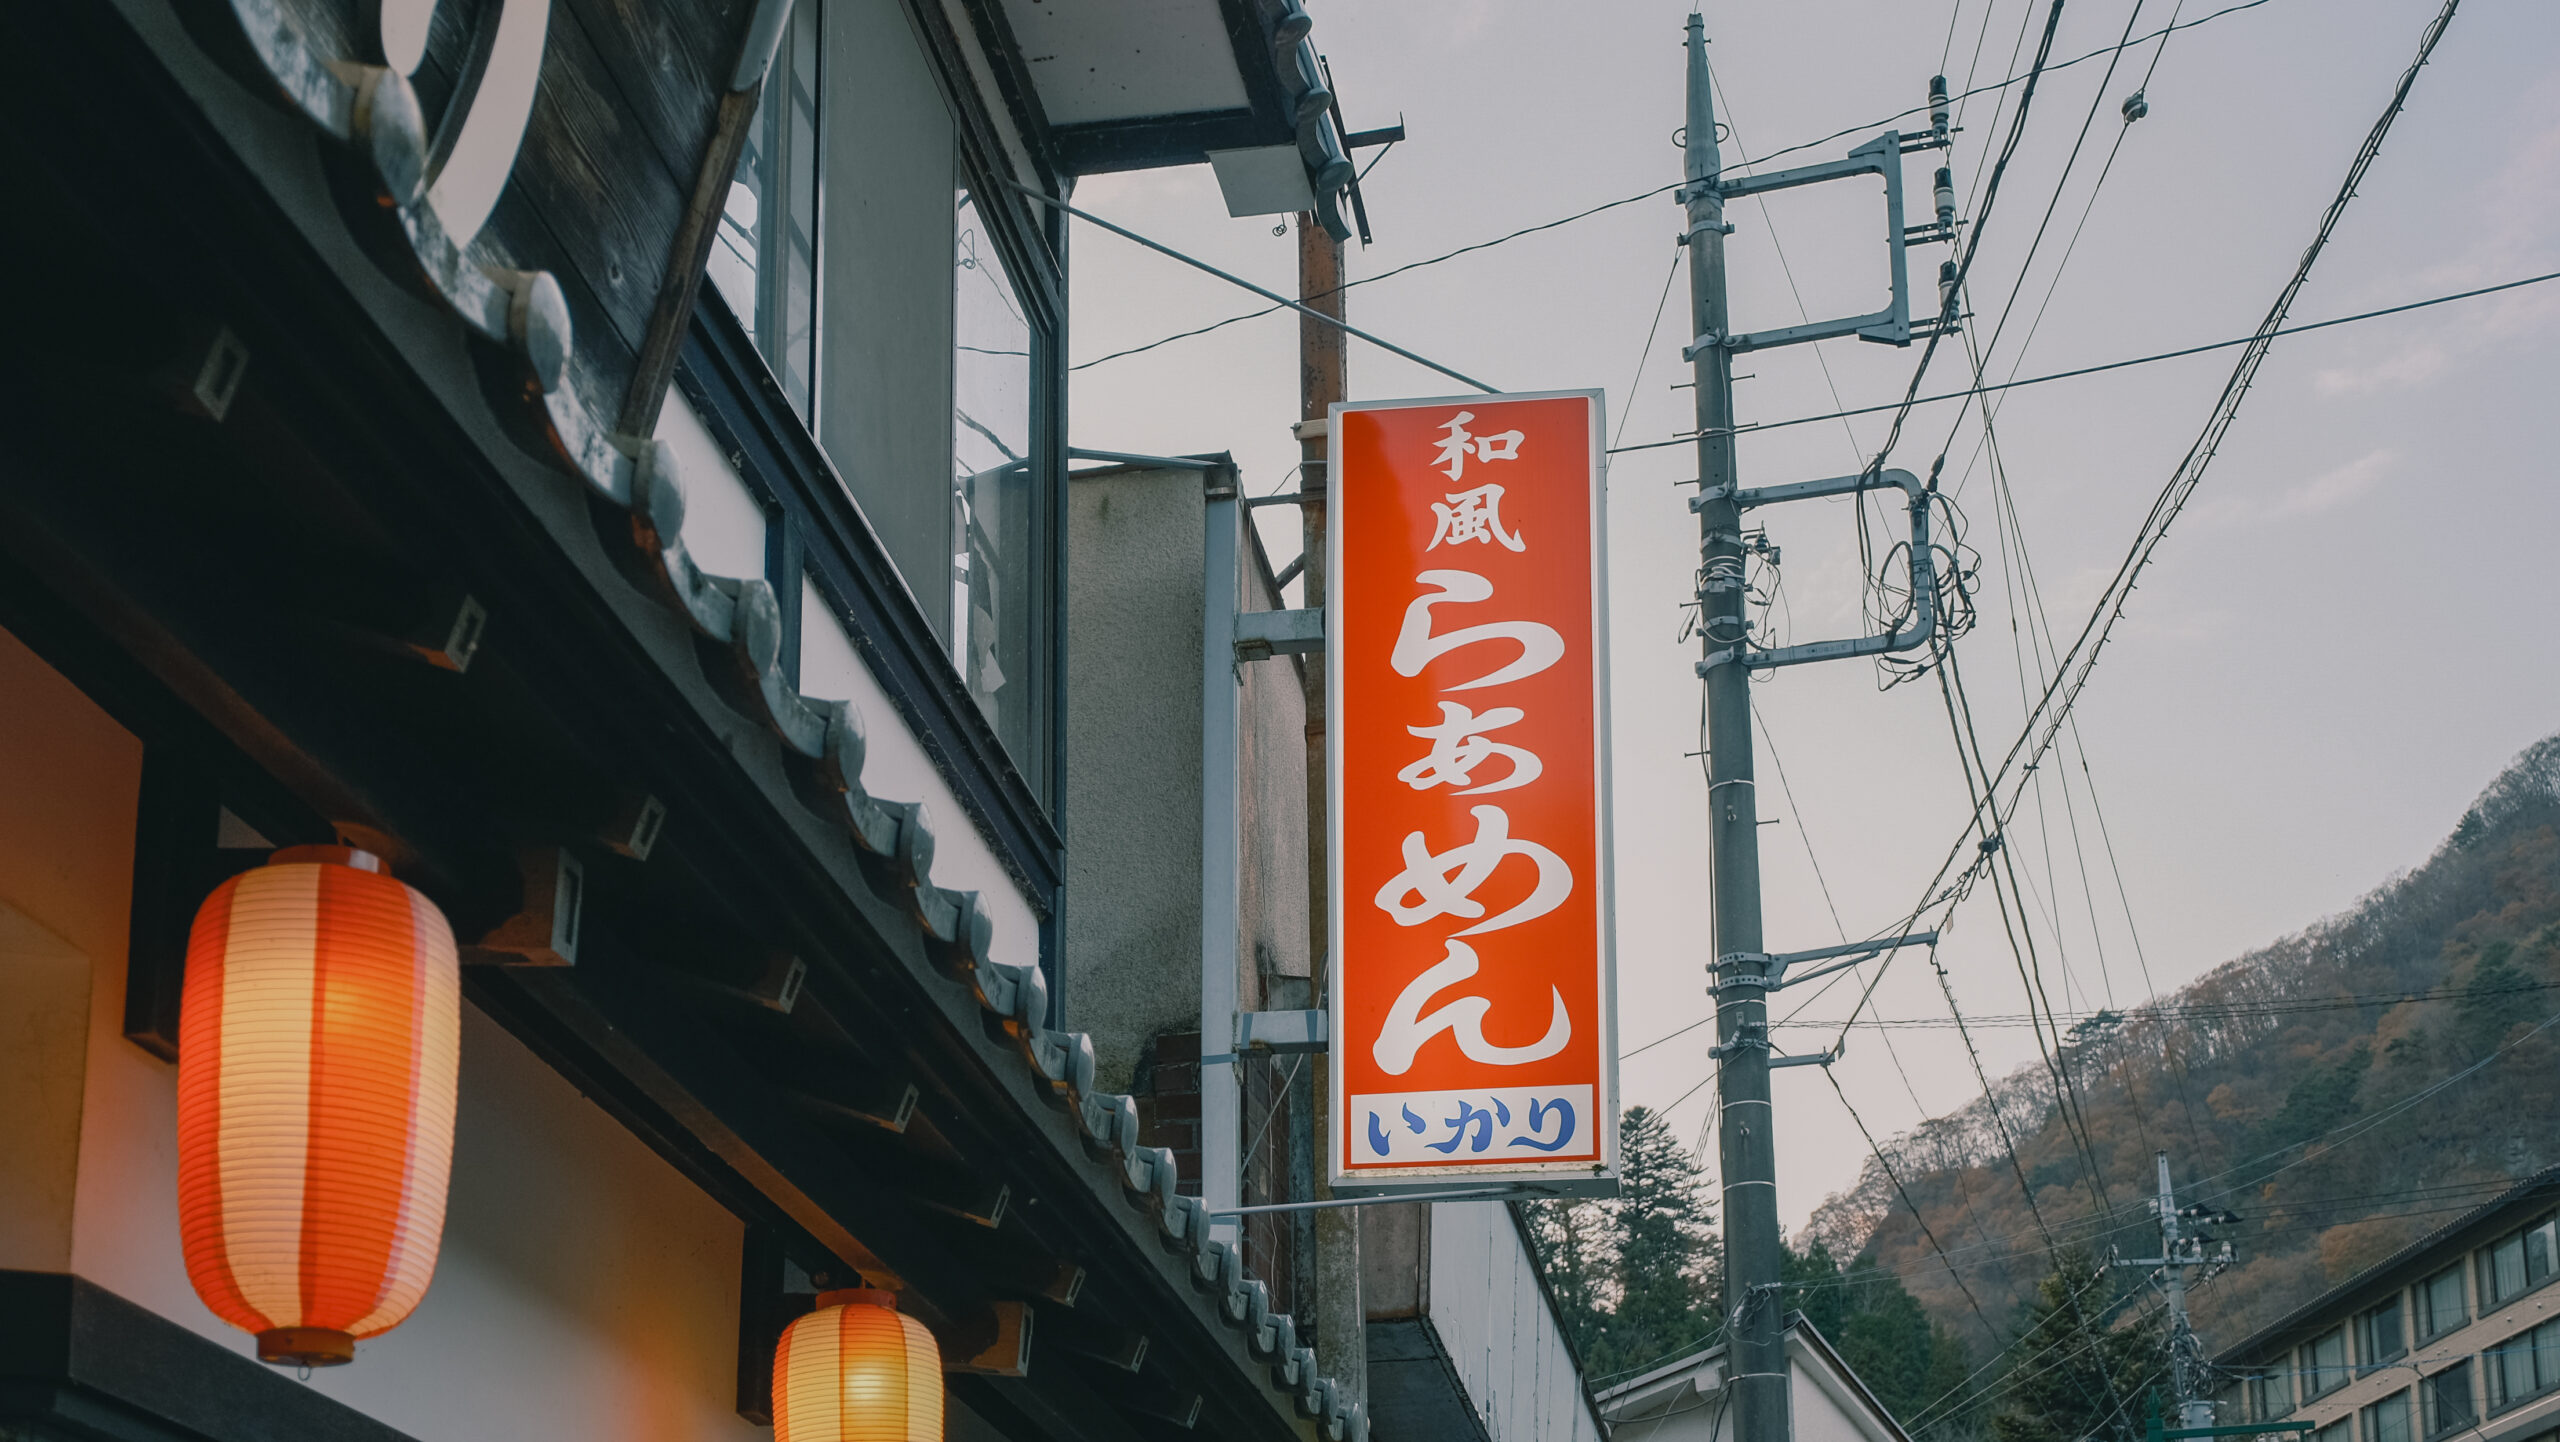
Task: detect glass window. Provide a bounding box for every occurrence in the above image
[2483,1214,2560,1308]
[2426,1360,2476,1437]
[2421,1265,2469,1339]
[2364,1390,2412,1442]
[2492,1317,2560,1412]
[700,3,1063,804]
[2361,1296,2408,1368]
[949,180,1039,777]
[2308,1328,2352,1399]
[2254,1370,2296,1421]
[2316,1419,2351,1442]
[709,0,820,420]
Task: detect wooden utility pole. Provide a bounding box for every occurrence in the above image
[1295,208,1363,1408]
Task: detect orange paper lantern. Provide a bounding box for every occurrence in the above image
[175,844,460,1367]
[774,1289,944,1442]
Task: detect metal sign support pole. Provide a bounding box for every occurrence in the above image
[1201,473,1245,1242]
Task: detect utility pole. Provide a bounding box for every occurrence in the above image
[1683,20,1790,1442]
[1296,207,1365,1409]
[2120,1151,2238,1431]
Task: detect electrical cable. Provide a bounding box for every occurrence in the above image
[1073,0,2287,379]
[1070,183,1681,372]
[1833,0,2469,1059]
[1609,269,2560,455]
[1615,248,1688,452]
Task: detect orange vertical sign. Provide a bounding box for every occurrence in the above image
[1328,391,1616,1194]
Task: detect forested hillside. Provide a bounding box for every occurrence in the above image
[1806,733,2560,1362]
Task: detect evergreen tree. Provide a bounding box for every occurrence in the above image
[1786,1240,1974,1437]
[1600,1105,1720,1373]
[1526,1106,1722,1378]
[1527,1192,1609,1360]
[1991,1249,2162,1442]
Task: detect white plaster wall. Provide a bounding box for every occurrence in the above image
[658,387,1044,981]
[1,625,768,1442]
[1426,1200,1607,1442]
[801,576,1040,975]
[64,978,771,1442]
[657,391,769,582]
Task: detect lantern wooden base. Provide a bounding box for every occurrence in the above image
[256,1328,355,1366]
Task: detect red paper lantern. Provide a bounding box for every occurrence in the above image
[774,1289,944,1442]
[175,844,460,1366]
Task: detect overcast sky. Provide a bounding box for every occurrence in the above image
[1067,0,2560,1233]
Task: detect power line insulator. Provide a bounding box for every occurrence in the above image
[2122,89,2150,124]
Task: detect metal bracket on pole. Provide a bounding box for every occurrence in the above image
[1690,468,1935,674]
[1210,1184,1565,1218]
[1200,1009,1328,1066]
[1234,607,1325,662]
[1712,930,1938,992]
[1707,133,1913,352]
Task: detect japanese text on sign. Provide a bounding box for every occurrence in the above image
[1329,392,1616,1193]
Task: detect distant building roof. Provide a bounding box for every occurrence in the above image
[2212,1164,2560,1368]
[1598,1317,1916,1442]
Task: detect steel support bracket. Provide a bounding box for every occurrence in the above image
[1232,1008,1327,1055]
[1234,607,1325,662]
[1725,468,1937,670]
[1715,133,1913,350]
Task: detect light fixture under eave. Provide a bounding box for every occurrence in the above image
[774,1289,944,1442]
[175,844,461,1367]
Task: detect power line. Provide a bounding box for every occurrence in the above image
[1608,267,2560,454]
[1848,0,2468,1033]
[1073,0,2288,378]
[1070,182,1680,372]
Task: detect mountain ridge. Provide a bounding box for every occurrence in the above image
[1805,732,2560,1353]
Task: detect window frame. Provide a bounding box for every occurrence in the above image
[2307,1326,2353,1400]
[2360,1294,2409,1372]
[2480,1213,2560,1311]
[2488,1317,2560,1416]
[671,0,1075,1003]
[2254,1368,2298,1422]
[2420,1264,2470,1341]
[2362,1388,2413,1442]
[2424,1359,2478,1439]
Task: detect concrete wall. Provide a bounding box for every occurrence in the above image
[0,625,767,1442]
[1062,467,1210,1089]
[1060,467,1310,1091]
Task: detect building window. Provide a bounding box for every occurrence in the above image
[2364,1389,2413,1442]
[2420,1264,2469,1340]
[2482,1213,2560,1310]
[709,0,821,420]
[2490,1317,2560,1413]
[2254,1370,2296,1421]
[2361,1295,2408,1370]
[2307,1327,2352,1399]
[701,0,1063,804]
[949,180,1040,777]
[2425,1360,2477,1437]
[2316,1418,2351,1442]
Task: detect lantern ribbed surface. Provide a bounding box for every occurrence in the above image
[774,1289,944,1442]
[175,845,459,1365]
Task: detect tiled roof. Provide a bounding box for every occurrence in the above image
[187,3,1366,1434]
[2213,1165,2560,1368]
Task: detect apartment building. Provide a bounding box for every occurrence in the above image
[2214,1168,2560,1442]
